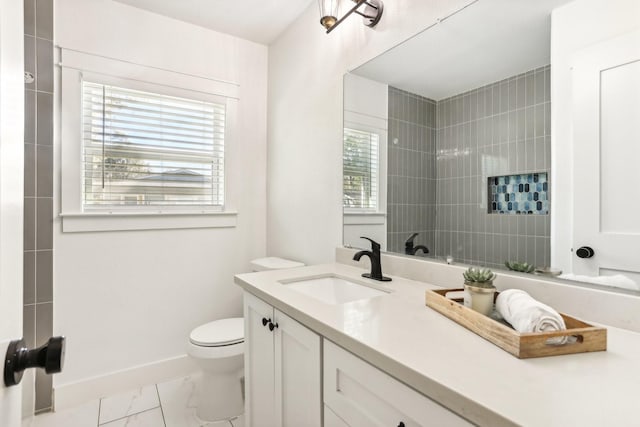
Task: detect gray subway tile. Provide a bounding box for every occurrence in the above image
[35,0,53,40]
[23,305,36,349]
[544,67,551,102]
[477,88,486,119]
[25,90,36,144]
[24,198,36,251]
[525,72,535,105]
[508,78,517,110]
[534,104,545,138]
[35,302,52,346]
[36,92,53,146]
[36,198,52,250]
[24,0,36,36]
[24,36,36,90]
[24,143,36,197]
[469,91,477,121]
[516,76,526,109]
[35,369,52,411]
[24,251,36,305]
[36,250,52,303]
[544,102,551,136]
[525,106,534,139]
[492,84,500,115]
[36,145,53,197]
[535,69,545,104]
[499,81,509,114]
[516,108,526,141]
[35,38,53,93]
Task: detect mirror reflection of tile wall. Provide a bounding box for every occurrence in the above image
[387,66,551,269]
[387,87,437,257]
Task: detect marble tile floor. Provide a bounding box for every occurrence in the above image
[22,374,244,427]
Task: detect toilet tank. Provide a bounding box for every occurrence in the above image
[250,257,305,272]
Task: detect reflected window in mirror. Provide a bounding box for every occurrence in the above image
[343,127,380,212]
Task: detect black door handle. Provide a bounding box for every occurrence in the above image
[268,322,278,331]
[398,422,406,427]
[576,246,595,259]
[4,336,65,387]
[262,317,270,327]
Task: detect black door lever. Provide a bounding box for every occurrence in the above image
[4,336,65,387]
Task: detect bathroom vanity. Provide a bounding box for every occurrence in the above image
[235,257,640,427]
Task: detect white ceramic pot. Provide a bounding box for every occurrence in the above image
[463,282,496,316]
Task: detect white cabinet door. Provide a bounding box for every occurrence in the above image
[572,29,640,287]
[324,341,471,427]
[244,293,322,427]
[243,293,276,427]
[274,310,321,427]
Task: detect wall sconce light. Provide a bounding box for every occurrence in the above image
[318,0,384,34]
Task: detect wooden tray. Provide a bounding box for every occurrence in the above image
[425,288,607,358]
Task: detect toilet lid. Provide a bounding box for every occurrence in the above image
[189,318,244,347]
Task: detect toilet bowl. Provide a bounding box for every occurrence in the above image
[188,257,304,422]
[188,318,245,421]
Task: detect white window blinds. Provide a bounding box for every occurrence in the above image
[82,81,225,208]
[343,127,379,210]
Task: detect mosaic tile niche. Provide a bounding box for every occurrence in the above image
[489,173,549,214]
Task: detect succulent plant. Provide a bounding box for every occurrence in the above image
[504,261,535,273]
[463,267,496,288]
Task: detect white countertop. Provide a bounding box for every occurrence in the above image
[235,263,640,427]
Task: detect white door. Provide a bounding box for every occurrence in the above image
[243,293,275,427]
[273,310,321,427]
[0,0,25,424]
[572,29,640,288]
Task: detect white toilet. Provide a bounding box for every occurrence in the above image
[187,257,304,422]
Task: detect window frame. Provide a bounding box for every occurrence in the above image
[343,118,387,216]
[59,48,239,232]
[80,79,228,211]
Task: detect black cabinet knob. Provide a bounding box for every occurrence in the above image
[576,246,595,259]
[262,317,270,327]
[398,422,406,427]
[268,322,278,331]
[4,336,65,387]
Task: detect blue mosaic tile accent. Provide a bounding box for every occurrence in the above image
[488,173,549,215]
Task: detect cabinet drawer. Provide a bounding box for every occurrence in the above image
[323,341,471,427]
[325,404,350,427]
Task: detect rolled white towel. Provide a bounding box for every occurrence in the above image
[496,289,568,344]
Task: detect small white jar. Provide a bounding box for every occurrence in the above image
[463,282,496,316]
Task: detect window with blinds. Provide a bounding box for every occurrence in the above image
[82,81,225,209]
[343,127,379,210]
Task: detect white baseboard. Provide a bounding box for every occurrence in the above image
[53,354,199,411]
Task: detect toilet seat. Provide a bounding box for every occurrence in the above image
[190,317,244,347]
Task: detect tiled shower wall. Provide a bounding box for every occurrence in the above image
[386,66,551,269]
[387,87,437,255]
[434,66,551,268]
[24,0,54,413]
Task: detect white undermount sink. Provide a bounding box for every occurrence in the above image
[280,275,391,305]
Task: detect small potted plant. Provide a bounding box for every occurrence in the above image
[504,261,535,273]
[463,267,497,315]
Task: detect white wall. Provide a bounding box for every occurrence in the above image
[54,0,267,393]
[550,0,640,272]
[343,73,388,250]
[267,0,476,265]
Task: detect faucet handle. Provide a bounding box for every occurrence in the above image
[359,237,381,252]
[404,233,419,246]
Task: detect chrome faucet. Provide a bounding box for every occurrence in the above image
[405,232,429,256]
[353,237,391,282]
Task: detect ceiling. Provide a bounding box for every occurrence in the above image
[114,0,314,45]
[353,0,574,100]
